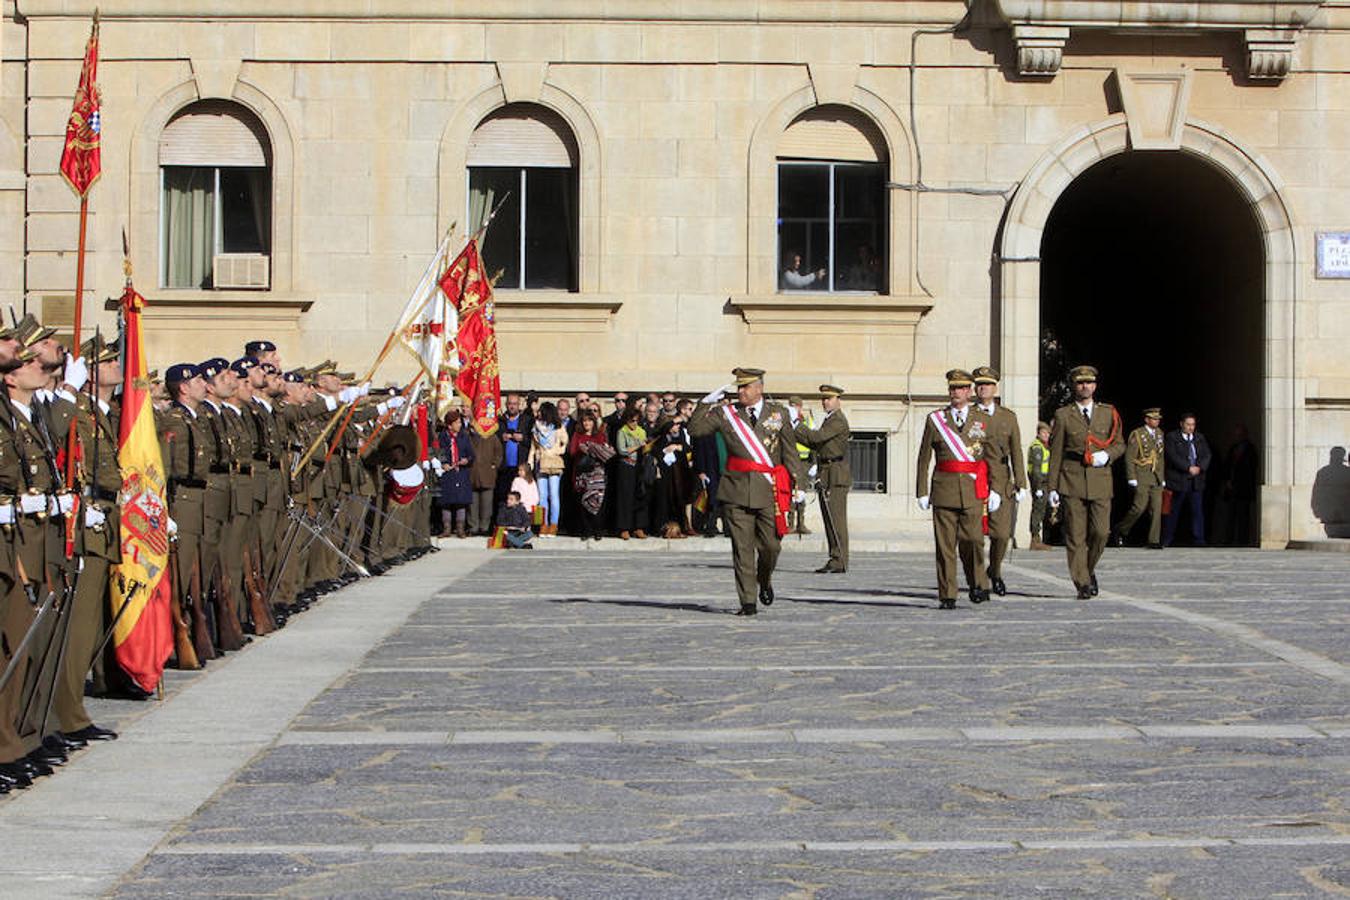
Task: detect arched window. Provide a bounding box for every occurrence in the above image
[467,103,578,292]
[159,100,272,290]
[777,106,887,294]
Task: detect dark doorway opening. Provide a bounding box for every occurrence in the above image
[1039,151,1264,545]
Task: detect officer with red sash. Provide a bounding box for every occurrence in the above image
[916,369,996,609]
[688,367,801,616]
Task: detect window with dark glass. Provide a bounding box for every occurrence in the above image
[848,431,888,493]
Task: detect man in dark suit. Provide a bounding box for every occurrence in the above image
[1162,412,1211,547]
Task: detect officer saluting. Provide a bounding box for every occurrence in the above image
[1047,365,1125,599]
[917,370,997,609]
[793,384,850,573]
[688,367,801,616]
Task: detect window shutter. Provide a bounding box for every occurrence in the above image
[160,101,271,168]
[468,105,578,169]
[779,106,886,163]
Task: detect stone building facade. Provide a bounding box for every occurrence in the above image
[1,0,1347,545]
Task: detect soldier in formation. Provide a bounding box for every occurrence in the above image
[0,316,437,794]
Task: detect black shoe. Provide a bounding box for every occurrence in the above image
[66,724,118,742]
[1147,542,1163,550]
[815,564,845,574]
[0,763,34,788]
[1089,574,1099,597]
[969,588,989,604]
[1108,532,1124,548]
[30,745,66,766]
[939,598,957,610]
[758,585,774,606]
[989,576,1007,596]
[21,755,54,777]
[735,605,758,616]
[46,734,82,755]
[1076,585,1092,600]
[54,732,87,752]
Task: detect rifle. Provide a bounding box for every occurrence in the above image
[166,542,200,670]
[240,544,274,635]
[209,560,247,651]
[0,585,55,693]
[187,549,215,663]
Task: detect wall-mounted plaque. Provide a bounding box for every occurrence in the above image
[1315,232,1350,279]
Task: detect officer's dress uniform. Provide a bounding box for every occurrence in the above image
[197,394,246,649]
[1115,412,1166,547]
[916,397,994,607]
[1047,370,1125,596]
[793,386,851,572]
[972,370,1026,592]
[158,391,214,662]
[688,370,801,614]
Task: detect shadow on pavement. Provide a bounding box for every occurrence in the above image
[547,596,730,615]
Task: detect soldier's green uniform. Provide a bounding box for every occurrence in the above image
[158,368,213,663]
[688,367,801,615]
[972,366,1027,594]
[915,370,994,608]
[793,384,850,573]
[1047,365,1125,597]
[1026,424,1051,548]
[1114,407,1166,548]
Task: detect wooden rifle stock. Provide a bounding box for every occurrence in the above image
[241,545,275,635]
[211,563,247,651]
[166,543,200,670]
[186,551,215,663]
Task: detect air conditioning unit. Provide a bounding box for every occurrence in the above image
[213,253,270,290]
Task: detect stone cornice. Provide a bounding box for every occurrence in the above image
[994,0,1328,80]
[14,0,969,25]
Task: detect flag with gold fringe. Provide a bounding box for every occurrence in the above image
[59,13,101,198]
[111,283,173,692]
[439,239,501,437]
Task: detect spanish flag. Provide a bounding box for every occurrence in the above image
[111,283,173,692]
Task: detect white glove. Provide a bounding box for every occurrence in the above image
[793,490,805,504]
[0,504,14,525]
[430,458,445,476]
[19,493,48,514]
[1049,490,1060,507]
[84,506,106,527]
[386,396,406,410]
[1127,479,1138,487]
[701,383,734,404]
[339,386,360,403]
[1034,489,1044,498]
[52,493,76,515]
[167,516,178,537]
[787,407,800,425]
[1016,488,1029,503]
[359,381,372,396]
[1091,450,1109,467]
[63,354,89,391]
[917,495,931,511]
[808,464,818,479]
[987,491,1002,513]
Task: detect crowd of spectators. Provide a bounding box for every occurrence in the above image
[431,390,729,544]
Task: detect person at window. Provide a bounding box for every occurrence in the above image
[568,409,612,541]
[496,491,534,550]
[613,407,648,540]
[781,251,826,290]
[437,411,474,539]
[529,401,566,536]
[468,416,503,535]
[845,244,880,291]
[1162,412,1212,547]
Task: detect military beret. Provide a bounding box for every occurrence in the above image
[945,368,974,388]
[818,384,844,397]
[282,370,305,384]
[972,366,1000,385]
[199,357,230,379]
[732,366,765,386]
[0,323,15,341]
[165,362,200,384]
[230,356,260,377]
[260,362,279,375]
[244,340,276,355]
[1143,407,1163,418]
[1069,365,1099,383]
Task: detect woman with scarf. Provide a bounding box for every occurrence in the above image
[529,401,567,535]
[437,411,475,538]
[567,409,613,541]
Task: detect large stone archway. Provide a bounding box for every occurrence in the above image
[999,115,1298,545]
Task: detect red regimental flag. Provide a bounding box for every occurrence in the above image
[439,240,501,437]
[111,283,174,692]
[59,15,101,198]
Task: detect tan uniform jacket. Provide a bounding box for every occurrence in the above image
[1047,402,1125,500]
[1124,425,1166,486]
[793,410,851,489]
[978,403,1027,497]
[158,403,211,535]
[915,407,994,509]
[688,400,801,510]
[0,397,62,580]
[197,402,234,521]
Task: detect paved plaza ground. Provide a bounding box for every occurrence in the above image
[0,542,1347,897]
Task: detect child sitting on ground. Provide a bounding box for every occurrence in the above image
[496,491,534,549]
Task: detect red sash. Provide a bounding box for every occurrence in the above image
[937,459,990,534]
[726,456,793,537]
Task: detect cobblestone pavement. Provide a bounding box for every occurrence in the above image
[8,545,1350,897]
